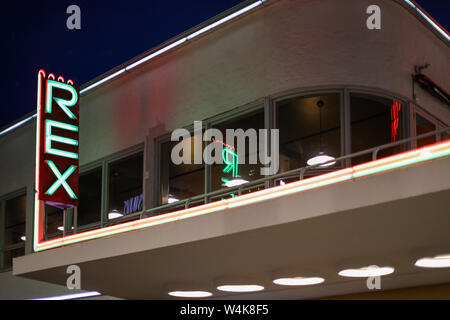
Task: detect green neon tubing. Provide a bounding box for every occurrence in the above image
[45,80,78,119]
[222,148,238,177]
[45,160,77,199]
[45,119,79,159]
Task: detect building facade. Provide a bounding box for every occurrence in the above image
[0,0,449,299]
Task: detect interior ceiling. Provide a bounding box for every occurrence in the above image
[19,188,450,299]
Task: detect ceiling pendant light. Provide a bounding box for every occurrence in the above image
[108,209,123,219]
[167,195,179,204]
[224,176,249,187]
[307,99,336,167]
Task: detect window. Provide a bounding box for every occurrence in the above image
[77,167,102,226]
[160,134,205,205]
[350,93,404,165]
[277,93,341,178]
[1,193,26,270]
[4,195,26,246]
[210,110,265,194]
[108,152,143,219]
[45,205,64,238]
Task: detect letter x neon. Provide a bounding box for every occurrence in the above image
[45,160,78,199]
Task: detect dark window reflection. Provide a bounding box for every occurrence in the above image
[351,93,403,165]
[416,113,436,148]
[108,153,143,218]
[78,167,102,226]
[4,194,26,246]
[277,93,341,178]
[45,204,64,237]
[160,134,205,205]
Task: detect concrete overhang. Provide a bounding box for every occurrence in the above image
[14,156,450,299]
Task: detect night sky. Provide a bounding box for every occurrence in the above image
[1,0,449,129]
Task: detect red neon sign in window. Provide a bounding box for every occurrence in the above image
[391,101,401,142]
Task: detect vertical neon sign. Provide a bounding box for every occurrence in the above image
[391,101,401,142]
[34,70,79,248]
[221,147,239,185]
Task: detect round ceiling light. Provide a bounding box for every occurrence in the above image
[108,210,123,219]
[168,291,212,298]
[307,152,336,167]
[217,285,264,293]
[273,276,324,286]
[224,178,249,187]
[338,265,394,278]
[415,254,450,268]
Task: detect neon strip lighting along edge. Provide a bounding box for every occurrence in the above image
[34,139,450,251]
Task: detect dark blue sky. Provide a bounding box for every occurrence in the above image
[0,0,448,129]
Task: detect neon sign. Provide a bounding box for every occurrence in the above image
[390,101,401,142]
[35,70,80,210]
[221,147,239,185]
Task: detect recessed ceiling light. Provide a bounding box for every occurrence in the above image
[273,277,325,286]
[415,254,450,268]
[338,265,394,277]
[31,291,101,300]
[217,285,264,293]
[168,291,212,298]
[20,235,26,241]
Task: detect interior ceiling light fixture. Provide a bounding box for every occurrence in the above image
[273,277,325,286]
[338,265,395,278]
[415,254,450,268]
[167,195,179,204]
[224,177,249,187]
[108,210,123,219]
[307,99,336,167]
[168,291,212,298]
[57,226,74,232]
[217,284,264,293]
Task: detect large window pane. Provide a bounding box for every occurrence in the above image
[78,167,102,226]
[351,93,403,164]
[416,113,436,148]
[210,110,265,192]
[4,194,26,246]
[108,153,143,219]
[160,134,205,205]
[277,93,341,178]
